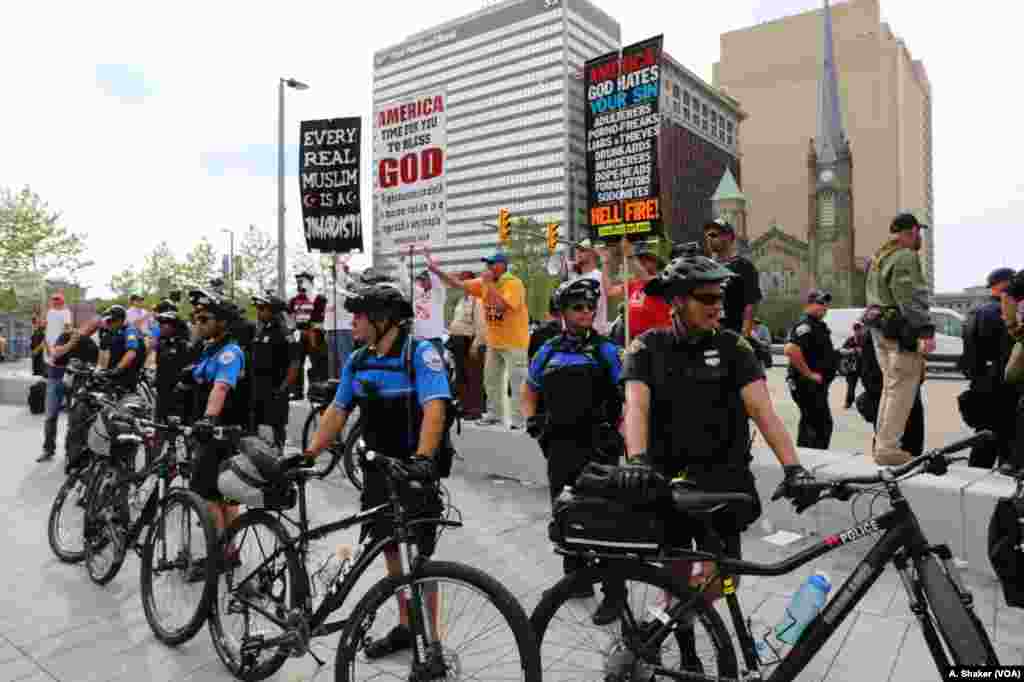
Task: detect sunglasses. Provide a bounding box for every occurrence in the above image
[690,292,724,306]
[193,315,214,324]
[567,302,597,313]
[704,232,721,240]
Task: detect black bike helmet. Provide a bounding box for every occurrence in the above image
[189,288,242,323]
[549,288,561,316]
[644,255,734,299]
[155,299,177,314]
[252,291,287,313]
[156,309,178,324]
[555,278,600,310]
[343,273,413,322]
[104,304,127,322]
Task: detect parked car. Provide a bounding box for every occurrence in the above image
[823,307,964,358]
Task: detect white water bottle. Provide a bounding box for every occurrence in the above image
[775,572,831,645]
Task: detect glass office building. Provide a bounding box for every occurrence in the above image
[372,0,621,272]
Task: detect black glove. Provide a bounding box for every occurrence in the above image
[192,417,218,444]
[403,456,438,482]
[526,415,546,439]
[771,465,819,513]
[614,463,667,502]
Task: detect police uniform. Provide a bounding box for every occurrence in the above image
[154,322,195,422]
[190,339,245,501]
[332,329,450,554]
[787,314,837,449]
[961,296,1016,468]
[622,328,764,557]
[249,317,291,444]
[101,324,144,387]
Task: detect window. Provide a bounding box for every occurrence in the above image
[673,84,680,98]
[683,91,690,121]
[673,101,680,114]
[701,102,708,132]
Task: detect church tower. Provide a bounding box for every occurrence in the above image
[808,0,858,305]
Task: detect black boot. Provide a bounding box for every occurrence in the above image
[38,417,58,461]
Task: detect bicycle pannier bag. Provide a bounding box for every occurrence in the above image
[988,495,1024,608]
[218,437,296,510]
[549,489,665,554]
[28,380,45,414]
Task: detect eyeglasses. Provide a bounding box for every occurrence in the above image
[193,315,213,324]
[567,302,597,312]
[704,232,720,240]
[690,292,724,306]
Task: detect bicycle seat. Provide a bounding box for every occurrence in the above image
[671,489,755,515]
[998,462,1024,481]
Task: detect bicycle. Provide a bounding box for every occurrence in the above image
[301,379,365,489]
[83,414,226,646]
[532,432,1000,680]
[208,440,541,681]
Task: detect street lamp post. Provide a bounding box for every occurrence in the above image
[220,228,235,300]
[277,77,310,299]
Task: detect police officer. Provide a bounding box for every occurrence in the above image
[960,267,1017,468]
[784,289,838,449]
[614,253,813,666]
[520,278,625,625]
[153,304,195,425]
[528,289,563,360]
[250,292,292,445]
[185,289,247,575]
[98,304,144,389]
[304,272,450,659]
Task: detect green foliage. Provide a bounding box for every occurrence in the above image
[238,225,278,296]
[758,295,805,340]
[504,217,560,321]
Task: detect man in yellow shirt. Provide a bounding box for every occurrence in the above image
[424,248,529,429]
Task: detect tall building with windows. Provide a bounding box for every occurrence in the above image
[714,0,934,292]
[372,0,621,272]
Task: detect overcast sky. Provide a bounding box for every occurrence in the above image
[1,0,1020,296]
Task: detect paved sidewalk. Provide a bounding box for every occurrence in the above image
[1,404,1021,681]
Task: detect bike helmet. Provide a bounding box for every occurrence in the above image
[644,255,735,299]
[252,291,287,313]
[103,304,127,322]
[155,299,177,314]
[156,309,178,324]
[343,272,413,322]
[555,278,600,310]
[189,288,243,323]
[549,288,561,316]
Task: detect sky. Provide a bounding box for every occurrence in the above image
[1,0,1021,297]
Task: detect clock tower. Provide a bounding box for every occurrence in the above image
[808,0,858,305]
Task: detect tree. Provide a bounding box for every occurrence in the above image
[0,186,92,311]
[179,238,219,289]
[108,266,142,299]
[238,225,278,296]
[141,241,183,297]
[504,217,560,321]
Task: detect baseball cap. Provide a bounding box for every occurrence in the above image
[806,289,833,305]
[129,294,144,302]
[50,292,64,302]
[890,212,928,233]
[987,267,1016,288]
[575,238,597,251]
[415,269,431,281]
[481,252,508,265]
[703,217,735,234]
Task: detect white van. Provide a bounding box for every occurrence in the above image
[823,307,965,357]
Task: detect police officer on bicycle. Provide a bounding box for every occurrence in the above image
[250,292,292,446]
[98,304,145,389]
[611,254,815,649]
[184,289,247,577]
[153,302,195,426]
[304,272,451,659]
[521,278,625,625]
[784,289,839,449]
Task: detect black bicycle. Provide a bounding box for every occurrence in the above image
[532,432,1000,681]
[301,379,365,489]
[208,440,541,682]
[83,414,225,646]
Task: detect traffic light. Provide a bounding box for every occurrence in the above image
[546,223,559,253]
[498,208,510,245]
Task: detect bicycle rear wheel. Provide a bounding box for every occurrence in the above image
[140,489,217,646]
[918,556,997,665]
[530,561,738,681]
[208,510,304,682]
[336,559,541,681]
[47,466,92,563]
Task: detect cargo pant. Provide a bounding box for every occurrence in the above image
[483,346,527,427]
[871,330,925,465]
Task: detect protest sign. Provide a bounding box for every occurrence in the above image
[299,117,363,253]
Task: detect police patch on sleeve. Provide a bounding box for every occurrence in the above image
[219,350,236,365]
[794,324,811,338]
[421,345,444,372]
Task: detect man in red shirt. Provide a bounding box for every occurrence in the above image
[601,240,671,340]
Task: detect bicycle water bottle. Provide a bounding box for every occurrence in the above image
[775,572,831,645]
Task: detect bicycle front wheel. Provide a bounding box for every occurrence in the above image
[208,510,304,682]
[339,410,365,490]
[84,461,130,586]
[531,561,738,681]
[140,489,218,646]
[918,556,997,665]
[336,559,541,682]
[47,466,91,563]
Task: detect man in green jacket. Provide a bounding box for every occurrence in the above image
[864,213,936,465]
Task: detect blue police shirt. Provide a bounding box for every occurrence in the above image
[102,324,143,366]
[333,336,451,454]
[193,341,244,388]
[527,337,622,391]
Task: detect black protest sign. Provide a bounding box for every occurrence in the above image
[585,35,664,242]
[299,117,363,253]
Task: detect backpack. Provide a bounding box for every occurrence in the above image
[988,493,1024,608]
[28,380,46,414]
[349,335,459,477]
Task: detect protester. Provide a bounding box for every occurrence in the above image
[600,239,670,340]
[864,212,935,465]
[570,239,610,334]
[447,273,486,420]
[841,322,867,409]
[858,324,925,458]
[412,268,447,354]
[38,293,74,461]
[424,247,529,429]
[126,294,148,328]
[704,218,762,336]
[324,261,355,379]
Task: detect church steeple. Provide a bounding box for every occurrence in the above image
[816,0,847,165]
